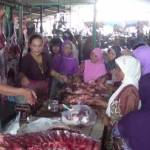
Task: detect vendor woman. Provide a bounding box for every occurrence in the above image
[20,34,51,99]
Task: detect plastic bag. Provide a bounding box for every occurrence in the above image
[3,113,20,135]
[18,117,65,134]
[62,104,97,126]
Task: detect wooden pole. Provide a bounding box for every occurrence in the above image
[92,0,97,48]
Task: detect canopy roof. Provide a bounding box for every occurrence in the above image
[2,0,95,19]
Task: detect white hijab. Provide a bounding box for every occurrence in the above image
[106,56,141,116]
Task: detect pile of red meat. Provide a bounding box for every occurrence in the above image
[0,128,100,150]
[65,78,106,105]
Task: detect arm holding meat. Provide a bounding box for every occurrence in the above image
[96,74,110,90]
[110,86,139,124]
[119,86,139,115]
[85,96,108,108]
[51,70,68,83]
[0,84,37,105]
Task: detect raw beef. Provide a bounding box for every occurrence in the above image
[65,77,107,105]
[0,128,100,150]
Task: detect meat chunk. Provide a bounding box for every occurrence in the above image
[0,128,100,150]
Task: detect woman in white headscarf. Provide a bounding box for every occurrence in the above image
[102,56,141,149]
[106,55,141,123]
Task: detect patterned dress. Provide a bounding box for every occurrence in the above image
[112,124,132,150]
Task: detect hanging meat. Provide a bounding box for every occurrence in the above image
[0,5,5,50]
[4,34,21,86]
[5,14,21,86]
[0,6,6,84]
[0,128,100,150]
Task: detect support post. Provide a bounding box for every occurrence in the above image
[19,0,23,42]
[5,6,11,39]
[40,6,43,33]
[92,0,97,48]
[18,0,24,69]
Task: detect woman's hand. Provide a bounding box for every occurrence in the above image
[96,77,107,90]
[88,80,96,85]
[59,75,68,83]
[102,115,113,126]
[83,97,108,108]
[21,88,37,105]
[92,99,108,108]
[21,76,30,87]
[51,70,68,83]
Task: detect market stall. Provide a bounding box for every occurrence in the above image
[0,1,108,150]
[1,101,105,149]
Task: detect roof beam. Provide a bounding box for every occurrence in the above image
[0,0,31,8]
[31,0,95,7]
